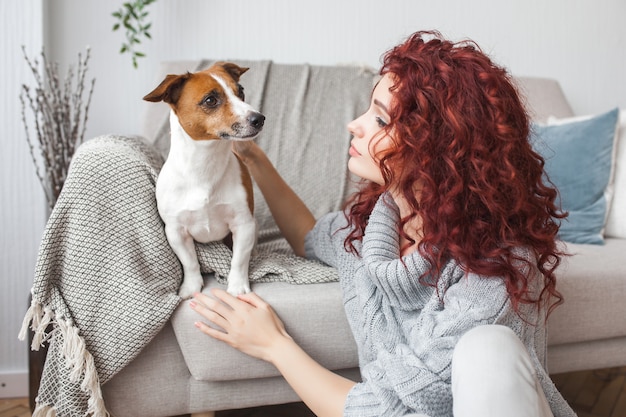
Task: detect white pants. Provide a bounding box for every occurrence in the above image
[449,324,554,417]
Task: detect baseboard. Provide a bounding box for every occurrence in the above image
[0,371,28,398]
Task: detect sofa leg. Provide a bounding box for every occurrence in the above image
[191,413,215,417]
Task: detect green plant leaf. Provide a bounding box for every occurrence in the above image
[112,0,156,68]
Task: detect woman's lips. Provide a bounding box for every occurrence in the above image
[349,145,361,157]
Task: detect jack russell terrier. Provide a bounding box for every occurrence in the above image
[143,62,264,298]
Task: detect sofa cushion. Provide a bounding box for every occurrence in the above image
[532,108,620,244]
[547,109,625,241]
[171,278,358,382]
[547,238,626,345]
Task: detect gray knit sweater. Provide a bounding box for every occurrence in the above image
[304,193,576,417]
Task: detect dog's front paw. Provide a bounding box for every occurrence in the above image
[226,280,251,296]
[178,275,204,299]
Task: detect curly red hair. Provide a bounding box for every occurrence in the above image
[344,31,567,314]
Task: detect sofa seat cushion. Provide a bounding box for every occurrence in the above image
[547,238,626,345]
[171,239,626,380]
[171,276,358,382]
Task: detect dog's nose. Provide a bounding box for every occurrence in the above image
[248,112,265,129]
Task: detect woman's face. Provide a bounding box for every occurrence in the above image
[347,73,395,185]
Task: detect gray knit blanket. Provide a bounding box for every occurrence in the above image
[19,134,338,417]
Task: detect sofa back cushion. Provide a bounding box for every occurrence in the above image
[142,61,575,249]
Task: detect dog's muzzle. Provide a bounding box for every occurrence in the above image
[227,111,265,139]
[247,111,265,130]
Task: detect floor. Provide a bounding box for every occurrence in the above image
[551,366,626,417]
[2,366,625,417]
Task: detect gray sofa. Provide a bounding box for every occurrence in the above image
[100,60,626,417]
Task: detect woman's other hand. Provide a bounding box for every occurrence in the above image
[231,140,261,165]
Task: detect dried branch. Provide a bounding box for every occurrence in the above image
[20,46,96,211]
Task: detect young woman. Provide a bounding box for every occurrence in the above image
[190,31,576,417]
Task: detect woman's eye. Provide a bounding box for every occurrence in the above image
[376,116,388,128]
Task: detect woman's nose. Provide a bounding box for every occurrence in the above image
[347,118,361,137]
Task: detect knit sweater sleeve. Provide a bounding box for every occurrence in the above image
[303,210,349,267]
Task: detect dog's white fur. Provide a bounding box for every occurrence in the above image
[149,65,262,298]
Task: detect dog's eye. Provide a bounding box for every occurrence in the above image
[237,85,245,100]
[202,95,219,108]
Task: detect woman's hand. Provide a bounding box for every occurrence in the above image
[190,288,291,363]
[231,140,261,166]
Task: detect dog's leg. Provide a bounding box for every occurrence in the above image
[165,224,204,299]
[226,218,256,295]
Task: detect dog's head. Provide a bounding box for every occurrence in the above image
[143,62,265,141]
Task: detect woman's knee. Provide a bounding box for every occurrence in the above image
[452,324,536,390]
[454,325,523,365]
[451,327,552,416]
[452,324,535,392]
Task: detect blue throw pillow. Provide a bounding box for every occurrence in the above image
[531,108,619,245]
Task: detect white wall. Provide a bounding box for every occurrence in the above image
[3,0,625,398]
[45,0,626,141]
[1,0,45,398]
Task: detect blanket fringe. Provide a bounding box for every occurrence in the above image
[32,403,57,417]
[19,299,55,350]
[87,386,109,417]
[58,319,87,382]
[19,301,110,417]
[57,318,110,417]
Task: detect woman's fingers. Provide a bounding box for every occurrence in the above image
[194,319,229,342]
[236,290,269,309]
[208,287,271,314]
[190,287,290,362]
[191,289,263,329]
[231,140,259,164]
[208,287,239,306]
[190,297,228,329]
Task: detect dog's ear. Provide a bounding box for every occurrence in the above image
[220,63,249,82]
[143,73,191,105]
